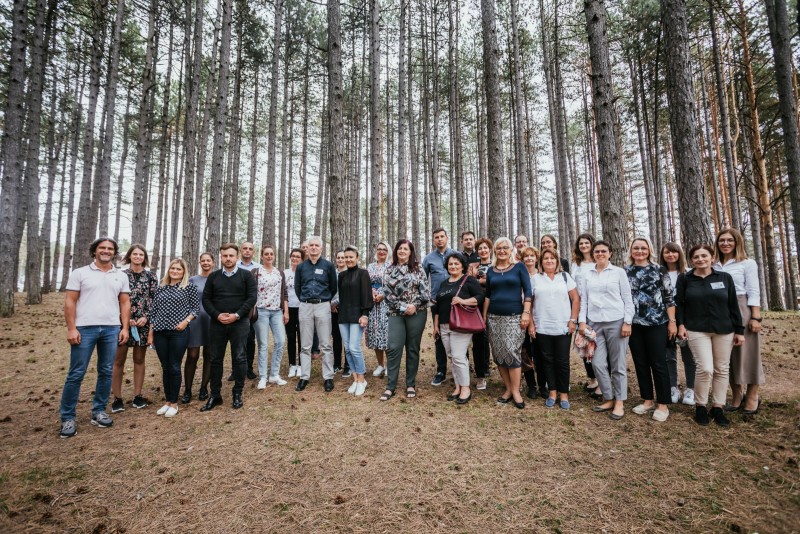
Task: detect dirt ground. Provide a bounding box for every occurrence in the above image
[0,293,798,533]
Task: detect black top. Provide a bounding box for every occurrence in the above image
[462,250,479,264]
[337,266,373,323]
[675,269,743,335]
[294,257,338,302]
[431,275,485,324]
[202,268,257,321]
[560,258,570,274]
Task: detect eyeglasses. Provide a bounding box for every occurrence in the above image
[593,250,609,254]
[496,246,511,251]
[376,248,388,252]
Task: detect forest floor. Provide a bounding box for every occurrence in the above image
[0,293,798,533]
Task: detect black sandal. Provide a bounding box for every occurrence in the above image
[380,390,394,401]
[406,387,417,399]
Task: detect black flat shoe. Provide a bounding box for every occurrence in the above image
[199,397,223,412]
[246,370,258,380]
[456,393,472,405]
[198,388,209,401]
[232,393,243,409]
[295,379,309,391]
[694,405,710,426]
[497,395,512,404]
[723,402,742,413]
[180,391,192,404]
[742,397,761,415]
[513,400,525,409]
[324,379,334,392]
[447,392,460,401]
[525,389,537,400]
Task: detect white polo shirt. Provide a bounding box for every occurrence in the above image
[66,262,131,327]
[531,272,577,336]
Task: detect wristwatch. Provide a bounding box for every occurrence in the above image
[569,318,578,324]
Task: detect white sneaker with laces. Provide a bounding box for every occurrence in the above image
[476,378,487,390]
[347,381,358,394]
[269,376,287,386]
[372,365,385,377]
[682,388,696,406]
[257,377,268,389]
[355,381,367,396]
[157,405,170,415]
[671,386,681,404]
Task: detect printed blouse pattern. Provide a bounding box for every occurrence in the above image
[381,263,431,315]
[625,263,675,326]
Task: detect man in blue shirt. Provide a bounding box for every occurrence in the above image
[423,228,455,386]
[294,236,338,392]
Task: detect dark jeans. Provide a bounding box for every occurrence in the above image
[246,324,256,372]
[629,323,672,404]
[523,335,547,392]
[209,318,250,397]
[471,331,490,378]
[386,312,427,392]
[537,333,571,394]
[153,329,189,403]
[431,310,447,376]
[286,307,300,365]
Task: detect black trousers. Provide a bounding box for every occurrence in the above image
[629,323,672,404]
[523,335,547,392]
[286,307,300,366]
[432,310,447,375]
[209,318,250,397]
[153,329,189,403]
[537,333,571,394]
[246,324,256,372]
[471,330,490,378]
[331,311,348,370]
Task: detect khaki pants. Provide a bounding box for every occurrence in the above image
[686,330,734,406]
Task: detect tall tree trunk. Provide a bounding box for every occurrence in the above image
[246,68,260,242]
[396,0,408,240]
[261,0,283,248]
[765,0,800,269]
[205,0,233,254]
[629,54,657,242]
[509,0,528,238]
[152,24,175,273]
[182,0,204,268]
[298,48,311,246]
[660,0,712,249]
[327,0,347,252]
[480,0,506,239]
[113,94,132,241]
[368,0,381,250]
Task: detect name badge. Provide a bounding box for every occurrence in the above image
[710,282,725,290]
[315,268,324,275]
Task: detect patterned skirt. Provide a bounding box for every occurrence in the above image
[486,314,525,368]
[366,300,389,350]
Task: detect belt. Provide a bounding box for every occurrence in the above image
[302,299,327,304]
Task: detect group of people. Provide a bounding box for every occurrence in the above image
[57,227,766,438]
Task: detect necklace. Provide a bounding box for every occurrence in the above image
[495,263,513,275]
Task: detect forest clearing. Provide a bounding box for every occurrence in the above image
[0,293,797,533]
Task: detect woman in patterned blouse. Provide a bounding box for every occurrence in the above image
[147,258,200,418]
[254,246,289,390]
[111,244,158,413]
[379,240,431,401]
[625,237,676,422]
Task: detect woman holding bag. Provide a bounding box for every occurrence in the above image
[432,252,484,404]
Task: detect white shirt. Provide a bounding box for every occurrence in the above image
[570,261,595,289]
[284,268,301,308]
[578,264,634,324]
[531,272,577,336]
[66,262,131,327]
[714,258,760,306]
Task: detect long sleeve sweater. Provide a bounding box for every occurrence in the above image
[202,268,257,320]
[337,266,373,323]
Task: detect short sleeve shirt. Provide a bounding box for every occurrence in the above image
[531,272,577,336]
[66,262,131,327]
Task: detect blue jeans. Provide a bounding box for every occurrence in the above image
[339,323,366,375]
[153,329,189,403]
[60,325,121,421]
[255,308,286,378]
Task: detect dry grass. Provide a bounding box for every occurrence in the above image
[0,293,798,533]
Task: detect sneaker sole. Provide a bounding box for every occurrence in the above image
[60,433,76,438]
[111,407,125,413]
[90,420,112,428]
[132,403,148,409]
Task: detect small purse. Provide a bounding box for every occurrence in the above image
[249,269,260,323]
[449,275,485,333]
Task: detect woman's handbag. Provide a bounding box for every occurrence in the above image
[449,275,485,333]
[249,269,260,323]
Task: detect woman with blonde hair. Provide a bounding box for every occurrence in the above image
[483,237,532,409]
[147,259,200,418]
[714,228,764,414]
[366,242,391,377]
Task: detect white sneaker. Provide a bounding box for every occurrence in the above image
[355,381,367,396]
[476,378,487,390]
[293,365,302,378]
[288,366,297,378]
[682,388,696,406]
[671,386,681,404]
[372,365,385,377]
[156,404,170,415]
[269,376,287,386]
[652,408,669,422]
[347,381,358,394]
[164,406,178,418]
[257,377,268,389]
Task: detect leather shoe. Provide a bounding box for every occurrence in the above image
[296,379,309,391]
[180,391,192,404]
[246,370,257,380]
[324,379,334,392]
[198,387,209,401]
[199,396,223,412]
[232,393,243,409]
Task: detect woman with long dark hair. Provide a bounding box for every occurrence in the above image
[182,252,215,402]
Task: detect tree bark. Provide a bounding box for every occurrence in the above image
[368,0,382,250]
[261,0,283,249]
[327,0,346,252]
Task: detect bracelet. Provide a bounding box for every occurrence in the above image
[522,311,531,316]
[751,317,763,322]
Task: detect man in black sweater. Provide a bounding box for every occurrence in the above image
[200,243,257,411]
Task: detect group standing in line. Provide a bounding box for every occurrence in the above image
[57,227,766,437]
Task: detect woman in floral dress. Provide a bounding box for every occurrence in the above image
[366,242,391,377]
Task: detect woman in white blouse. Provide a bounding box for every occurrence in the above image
[570,233,597,395]
[714,228,764,414]
[284,248,304,378]
[254,246,289,389]
[529,250,580,409]
[578,240,634,420]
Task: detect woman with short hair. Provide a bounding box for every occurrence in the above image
[714,228,764,414]
[147,259,200,418]
[483,237,532,409]
[466,237,494,389]
[366,242,391,378]
[520,246,546,399]
[111,244,158,413]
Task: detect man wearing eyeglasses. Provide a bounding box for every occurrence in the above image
[514,235,529,261]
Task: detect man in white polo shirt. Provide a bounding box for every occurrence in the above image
[59,237,131,438]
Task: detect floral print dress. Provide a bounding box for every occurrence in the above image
[125,268,158,347]
[366,262,389,349]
